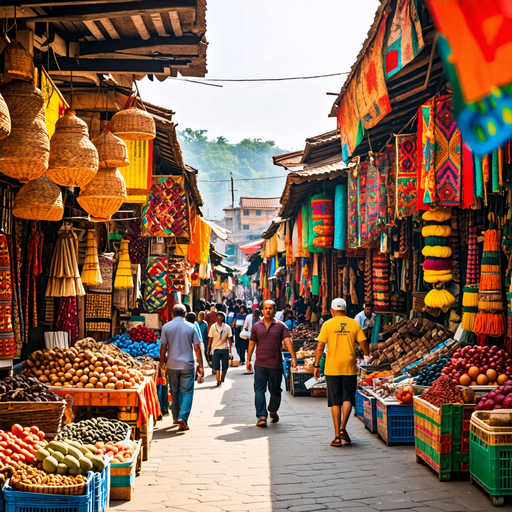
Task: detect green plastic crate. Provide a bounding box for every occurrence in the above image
[469,431,512,499]
[416,436,469,481]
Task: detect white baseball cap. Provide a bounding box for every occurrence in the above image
[331,298,347,311]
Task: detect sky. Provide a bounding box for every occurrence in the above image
[138,0,381,151]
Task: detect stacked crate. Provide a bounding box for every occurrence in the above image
[110,439,142,501]
[377,398,415,445]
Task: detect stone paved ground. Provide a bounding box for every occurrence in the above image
[111,367,497,512]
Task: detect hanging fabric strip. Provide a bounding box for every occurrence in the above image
[395,133,418,218]
[461,141,474,209]
[334,184,347,251]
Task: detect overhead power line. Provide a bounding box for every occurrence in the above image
[198,175,289,183]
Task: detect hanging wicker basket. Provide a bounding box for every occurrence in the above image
[92,126,129,168]
[13,175,64,221]
[77,167,126,222]
[0,94,11,141]
[4,41,34,83]
[110,107,156,141]
[47,108,98,188]
[0,81,49,183]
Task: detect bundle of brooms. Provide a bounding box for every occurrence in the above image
[46,231,85,297]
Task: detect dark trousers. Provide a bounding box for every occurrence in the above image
[233,327,241,355]
[238,337,249,363]
[254,366,283,418]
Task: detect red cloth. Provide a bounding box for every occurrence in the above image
[462,141,474,209]
[205,310,217,330]
[137,377,162,428]
[416,110,427,211]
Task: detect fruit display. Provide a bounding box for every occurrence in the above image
[0,425,46,466]
[359,370,394,386]
[421,376,463,407]
[94,440,137,463]
[108,334,161,358]
[475,380,512,411]
[415,356,449,386]
[23,347,144,389]
[396,386,413,404]
[0,374,62,402]
[74,337,139,368]
[128,325,157,344]
[3,461,88,494]
[441,345,512,386]
[35,439,105,475]
[57,418,130,445]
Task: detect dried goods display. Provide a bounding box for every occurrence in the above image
[74,337,140,368]
[290,324,318,341]
[0,374,61,402]
[396,386,413,404]
[372,376,407,399]
[23,347,144,389]
[57,418,130,445]
[420,376,463,407]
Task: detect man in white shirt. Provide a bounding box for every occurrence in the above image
[275,303,291,322]
[208,312,233,387]
[354,303,376,339]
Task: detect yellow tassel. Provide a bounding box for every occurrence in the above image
[424,288,456,309]
[462,292,479,307]
[461,312,476,332]
[480,273,501,291]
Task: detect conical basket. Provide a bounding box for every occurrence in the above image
[0,81,49,183]
[92,126,129,168]
[81,229,102,286]
[77,167,126,222]
[13,175,63,221]
[0,94,11,141]
[47,109,98,188]
[4,41,34,83]
[110,107,156,141]
[114,239,133,289]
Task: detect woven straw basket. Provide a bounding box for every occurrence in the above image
[78,167,127,222]
[0,93,11,141]
[92,126,129,168]
[111,107,156,141]
[47,109,98,188]
[13,175,64,221]
[0,81,49,182]
[3,41,34,83]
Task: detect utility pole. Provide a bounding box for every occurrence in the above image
[230,172,234,208]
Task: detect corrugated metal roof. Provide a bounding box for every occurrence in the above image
[272,150,304,168]
[240,197,281,209]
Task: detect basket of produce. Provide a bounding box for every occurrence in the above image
[108,334,161,358]
[57,418,130,445]
[0,375,66,434]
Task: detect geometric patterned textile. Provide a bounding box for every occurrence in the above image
[396,133,418,218]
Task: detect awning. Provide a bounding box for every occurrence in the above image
[239,239,264,255]
[202,218,230,241]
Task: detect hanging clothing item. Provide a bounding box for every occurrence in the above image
[311,253,320,296]
[396,133,418,218]
[292,218,299,259]
[347,167,359,248]
[56,297,78,346]
[461,141,474,209]
[333,184,347,250]
[386,144,397,228]
[276,224,286,254]
[359,161,369,244]
[308,194,334,252]
[285,221,294,266]
[301,205,309,257]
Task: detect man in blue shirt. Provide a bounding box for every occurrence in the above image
[196,311,209,365]
[354,303,375,339]
[160,304,203,431]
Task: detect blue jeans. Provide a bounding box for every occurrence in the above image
[254,366,283,418]
[167,368,195,424]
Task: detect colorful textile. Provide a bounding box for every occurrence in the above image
[383,0,425,79]
[473,154,485,200]
[336,78,365,162]
[142,176,189,237]
[89,256,114,294]
[461,141,474,209]
[301,205,310,257]
[355,4,392,129]
[395,133,418,218]
[56,297,78,346]
[385,144,397,227]
[418,99,436,208]
[492,149,500,192]
[359,161,369,244]
[296,209,304,258]
[427,0,512,155]
[146,256,168,313]
[0,235,13,357]
[308,194,334,252]
[347,168,359,248]
[292,218,299,259]
[372,252,390,310]
[334,184,347,250]
[285,221,294,265]
[366,155,384,239]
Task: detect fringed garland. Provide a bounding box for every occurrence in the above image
[461,286,479,332]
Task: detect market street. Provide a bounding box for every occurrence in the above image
[112,368,495,512]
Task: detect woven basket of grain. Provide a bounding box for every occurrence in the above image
[13,175,63,221]
[77,167,126,222]
[3,41,34,83]
[111,107,156,141]
[47,109,98,188]
[92,126,129,168]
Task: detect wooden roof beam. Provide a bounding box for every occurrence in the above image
[83,20,105,40]
[131,14,150,40]
[100,18,121,39]
[14,0,141,6]
[168,11,182,37]
[23,0,196,23]
[151,13,169,37]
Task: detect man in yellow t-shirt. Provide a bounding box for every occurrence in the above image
[314,298,369,447]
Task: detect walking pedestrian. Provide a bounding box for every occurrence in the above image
[196,311,210,366]
[160,304,204,431]
[205,304,217,330]
[208,312,233,387]
[284,310,297,330]
[239,308,260,366]
[313,298,370,447]
[247,300,297,427]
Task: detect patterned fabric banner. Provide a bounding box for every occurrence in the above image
[121,140,153,203]
[383,0,425,80]
[385,144,397,227]
[359,161,369,244]
[395,133,418,218]
[347,167,359,248]
[308,194,334,253]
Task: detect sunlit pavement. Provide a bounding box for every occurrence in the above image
[110,368,495,512]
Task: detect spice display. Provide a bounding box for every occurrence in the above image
[114,240,133,289]
[421,375,463,407]
[0,374,61,402]
[23,347,144,389]
[442,345,512,386]
[81,230,102,287]
[57,418,130,444]
[0,425,46,466]
[475,380,512,411]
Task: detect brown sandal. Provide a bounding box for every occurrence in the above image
[339,429,352,443]
[256,416,267,427]
[331,436,342,447]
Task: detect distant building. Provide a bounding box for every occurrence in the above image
[215,197,280,266]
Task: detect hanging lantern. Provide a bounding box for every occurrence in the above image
[13,175,63,221]
[0,94,11,141]
[0,80,49,183]
[77,167,126,222]
[110,107,156,141]
[114,240,133,289]
[92,126,129,168]
[47,109,99,188]
[81,230,102,286]
[4,41,34,83]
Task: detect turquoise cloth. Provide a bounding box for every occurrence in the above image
[474,155,484,199]
[269,256,276,278]
[334,184,347,250]
[311,275,320,296]
[492,149,500,192]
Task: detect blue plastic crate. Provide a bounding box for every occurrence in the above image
[3,473,94,512]
[93,463,110,512]
[355,389,365,418]
[377,399,415,445]
[363,396,377,433]
[284,358,304,392]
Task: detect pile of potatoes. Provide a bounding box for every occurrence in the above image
[23,347,144,389]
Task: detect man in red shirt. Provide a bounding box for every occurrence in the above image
[247,300,297,427]
[205,304,218,330]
